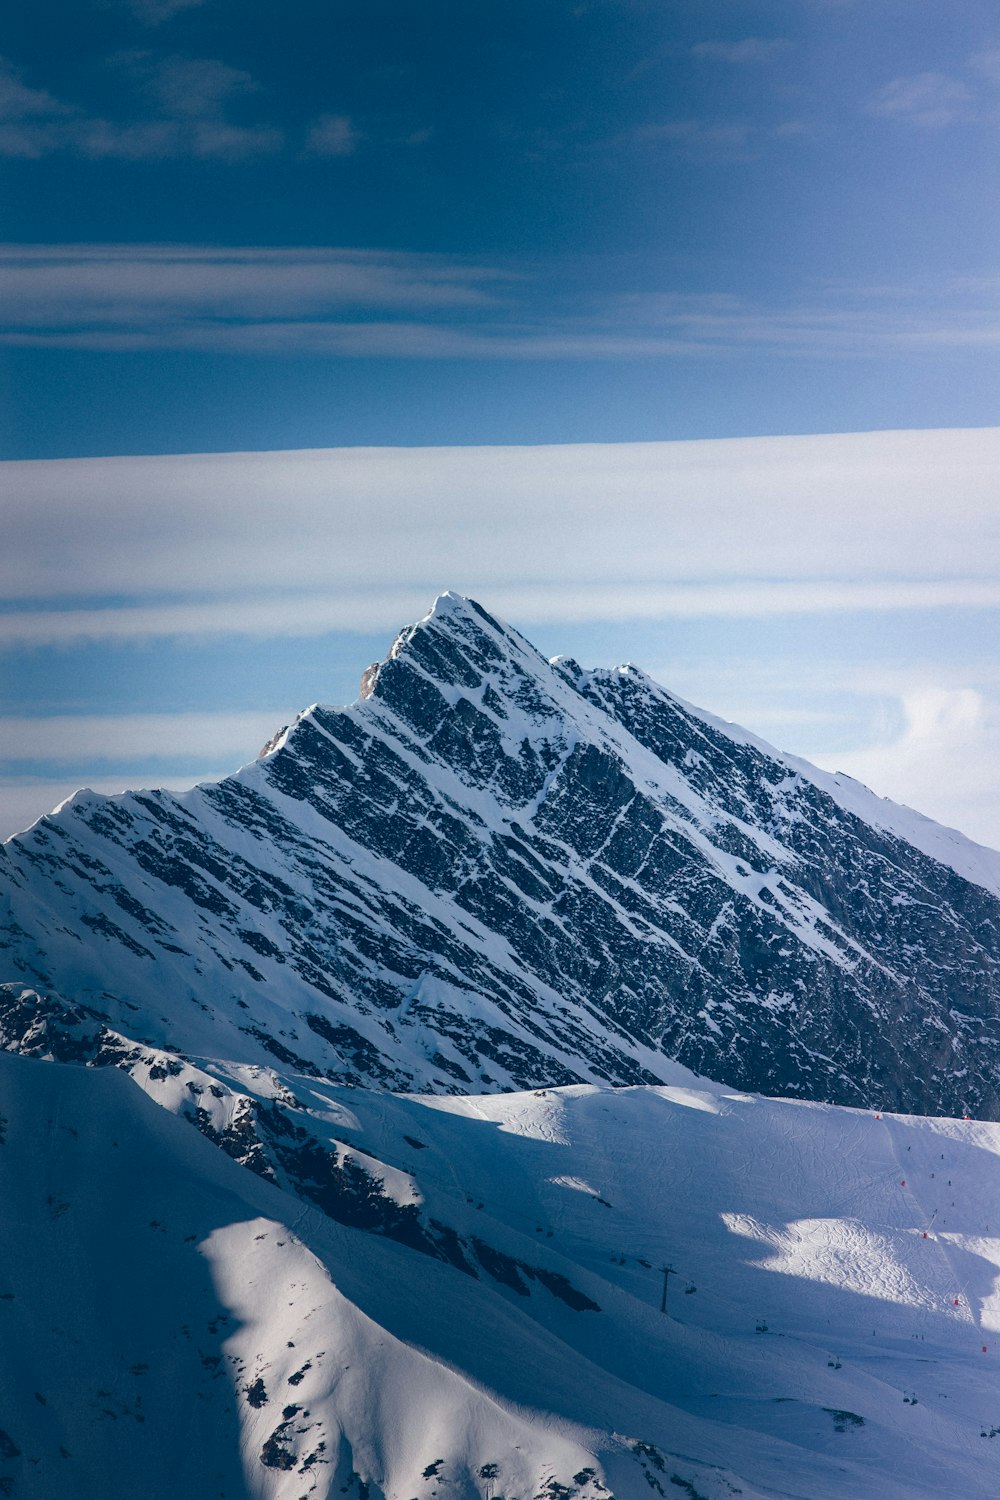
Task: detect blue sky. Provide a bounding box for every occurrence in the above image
[3,0,1000,453]
[1,1,1000,847]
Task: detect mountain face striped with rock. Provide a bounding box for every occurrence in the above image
[3,591,1000,1116]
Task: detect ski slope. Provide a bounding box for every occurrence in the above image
[5,1043,1000,1499]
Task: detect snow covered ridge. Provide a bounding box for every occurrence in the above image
[3,590,1000,1115]
[7,1016,1000,1500]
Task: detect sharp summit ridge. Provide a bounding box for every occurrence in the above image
[3,591,1000,1116]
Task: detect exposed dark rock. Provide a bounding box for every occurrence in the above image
[3,593,1000,1114]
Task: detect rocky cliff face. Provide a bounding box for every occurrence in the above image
[3,592,1000,1114]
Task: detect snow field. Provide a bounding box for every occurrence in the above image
[9,1038,1000,1496]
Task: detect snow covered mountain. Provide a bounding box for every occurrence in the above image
[7,591,1000,1499]
[6,1028,1000,1500]
[3,591,1000,1116]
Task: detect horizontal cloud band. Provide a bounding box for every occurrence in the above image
[3,244,1000,359]
[1,579,1000,647]
[2,431,999,628]
[0,710,288,761]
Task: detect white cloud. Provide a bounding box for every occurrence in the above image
[641,652,1000,851]
[610,286,1000,357]
[867,72,973,128]
[0,710,295,840]
[0,122,64,159]
[8,243,1000,359]
[631,117,756,157]
[1,428,999,618]
[0,245,500,334]
[143,54,257,117]
[124,0,207,24]
[3,427,1000,852]
[0,54,404,164]
[0,319,737,357]
[0,56,75,121]
[1,579,1000,649]
[0,51,284,160]
[627,112,808,161]
[968,46,1000,84]
[306,114,360,156]
[0,710,290,763]
[811,688,1000,850]
[691,38,790,65]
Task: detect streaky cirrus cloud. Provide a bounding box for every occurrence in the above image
[3,243,1000,360]
[0,244,503,326]
[628,117,757,158]
[691,38,791,65]
[1,429,998,633]
[0,710,289,762]
[1,580,1000,649]
[3,431,1000,848]
[124,0,207,24]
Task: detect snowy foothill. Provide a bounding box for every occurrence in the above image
[5,1041,1000,1498]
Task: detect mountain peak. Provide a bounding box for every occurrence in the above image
[356,592,497,699]
[426,588,482,621]
[352,591,553,726]
[409,590,533,656]
[5,599,1000,1115]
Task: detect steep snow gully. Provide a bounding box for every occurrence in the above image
[4,593,1000,1500]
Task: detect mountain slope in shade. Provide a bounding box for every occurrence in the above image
[6,1031,1000,1500]
[3,591,1000,1114]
